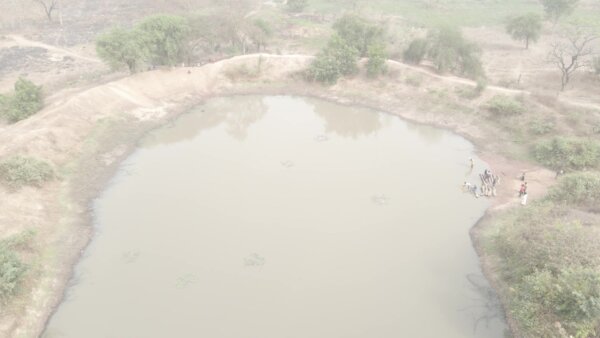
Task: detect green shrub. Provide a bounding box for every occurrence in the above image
[366,43,387,78]
[533,137,600,170]
[306,34,359,84]
[0,244,26,301]
[332,15,384,57]
[287,0,308,12]
[403,38,427,64]
[549,172,600,209]
[493,202,600,337]
[0,78,43,123]
[530,119,555,135]
[513,268,600,338]
[493,202,600,282]
[426,26,484,79]
[0,156,54,189]
[486,95,524,116]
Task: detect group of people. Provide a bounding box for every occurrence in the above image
[463,159,528,206]
[463,168,500,198]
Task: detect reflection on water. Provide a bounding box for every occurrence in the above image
[144,96,267,147]
[43,96,507,338]
[312,99,390,139]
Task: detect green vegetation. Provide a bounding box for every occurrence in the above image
[96,14,190,72]
[403,38,427,64]
[533,137,600,171]
[306,35,359,84]
[332,15,384,57]
[541,0,579,23]
[366,43,387,78]
[0,156,54,189]
[307,15,385,84]
[486,95,524,116]
[0,230,34,302]
[0,78,44,123]
[404,27,484,79]
[490,201,600,337]
[427,27,483,78]
[549,171,600,210]
[506,13,542,49]
[137,15,190,66]
[287,0,308,13]
[96,28,149,73]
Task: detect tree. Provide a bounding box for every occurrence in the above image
[245,19,272,52]
[287,0,308,13]
[96,28,148,73]
[33,0,56,22]
[332,15,384,57]
[366,43,387,78]
[426,27,484,78]
[307,34,359,84]
[136,15,190,66]
[506,13,542,49]
[548,26,597,90]
[403,38,427,64]
[540,0,579,23]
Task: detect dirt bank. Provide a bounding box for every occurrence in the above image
[0,54,553,338]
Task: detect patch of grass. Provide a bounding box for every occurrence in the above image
[532,137,600,171]
[0,230,35,302]
[529,118,555,135]
[0,156,54,189]
[486,95,525,116]
[549,171,600,211]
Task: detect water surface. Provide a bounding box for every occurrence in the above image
[44,96,506,338]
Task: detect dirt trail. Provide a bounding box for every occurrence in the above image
[5,34,100,63]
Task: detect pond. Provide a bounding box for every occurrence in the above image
[43,96,507,338]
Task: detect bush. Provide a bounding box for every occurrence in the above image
[0,156,54,189]
[306,35,359,84]
[533,137,600,170]
[0,78,44,123]
[366,43,387,78]
[137,15,190,66]
[426,27,484,78]
[549,172,600,209]
[332,15,384,57]
[0,243,26,301]
[486,95,524,116]
[96,27,149,73]
[403,38,427,64]
[287,0,308,12]
[530,119,555,135]
[493,202,600,337]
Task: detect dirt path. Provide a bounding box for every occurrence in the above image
[5,34,100,63]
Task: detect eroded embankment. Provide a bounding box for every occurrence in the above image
[0,54,551,338]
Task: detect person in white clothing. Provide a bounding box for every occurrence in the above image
[520,192,528,206]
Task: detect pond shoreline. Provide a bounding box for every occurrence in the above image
[0,54,551,338]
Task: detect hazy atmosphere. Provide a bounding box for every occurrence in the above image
[1,1,600,338]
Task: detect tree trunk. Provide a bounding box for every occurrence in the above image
[525,37,529,49]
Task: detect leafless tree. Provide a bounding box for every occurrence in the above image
[548,26,598,91]
[33,0,57,22]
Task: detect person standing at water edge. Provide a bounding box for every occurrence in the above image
[521,192,528,206]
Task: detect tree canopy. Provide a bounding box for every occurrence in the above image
[96,28,148,73]
[506,13,542,49]
[426,27,484,79]
[137,15,191,66]
[540,0,579,23]
[333,15,385,57]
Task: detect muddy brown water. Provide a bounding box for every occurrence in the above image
[43,96,507,338]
